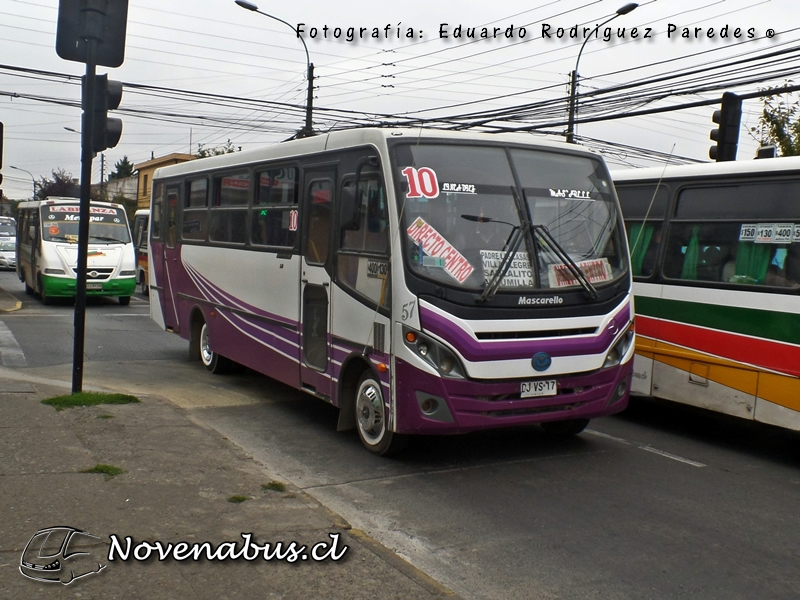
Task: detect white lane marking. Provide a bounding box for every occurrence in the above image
[639,446,707,468]
[586,429,706,468]
[585,429,631,445]
[0,321,27,367]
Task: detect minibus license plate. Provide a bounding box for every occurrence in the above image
[521,380,557,398]
[87,283,103,290]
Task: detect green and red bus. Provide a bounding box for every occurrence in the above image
[613,157,800,431]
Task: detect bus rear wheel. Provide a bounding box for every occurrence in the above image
[540,418,590,437]
[354,372,407,456]
[199,321,233,374]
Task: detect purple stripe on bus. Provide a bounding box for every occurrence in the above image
[220,309,301,360]
[419,301,630,362]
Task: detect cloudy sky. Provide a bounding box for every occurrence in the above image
[0,0,796,199]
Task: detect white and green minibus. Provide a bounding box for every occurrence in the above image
[16,197,136,305]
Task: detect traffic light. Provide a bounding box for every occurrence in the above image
[86,74,123,153]
[709,92,742,162]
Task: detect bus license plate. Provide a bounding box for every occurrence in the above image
[521,380,557,398]
[87,283,103,290]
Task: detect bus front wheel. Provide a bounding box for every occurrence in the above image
[199,321,233,375]
[354,372,407,456]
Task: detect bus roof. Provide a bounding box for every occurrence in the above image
[153,127,602,181]
[17,197,125,210]
[611,155,800,183]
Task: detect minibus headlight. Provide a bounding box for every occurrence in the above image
[603,323,634,369]
[119,270,136,276]
[402,326,466,379]
[44,268,66,274]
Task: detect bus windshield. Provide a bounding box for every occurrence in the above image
[41,205,131,244]
[393,143,626,294]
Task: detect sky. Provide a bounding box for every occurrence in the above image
[0,0,798,199]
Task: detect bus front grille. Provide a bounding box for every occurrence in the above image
[73,267,115,280]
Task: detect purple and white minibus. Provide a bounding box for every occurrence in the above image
[149,129,634,454]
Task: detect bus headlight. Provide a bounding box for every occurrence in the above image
[119,270,136,276]
[403,326,466,379]
[44,268,65,274]
[602,322,635,369]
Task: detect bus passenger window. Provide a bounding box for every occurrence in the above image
[627,222,662,277]
[251,167,298,249]
[305,180,332,264]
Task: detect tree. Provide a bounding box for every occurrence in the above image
[195,139,238,158]
[35,169,103,201]
[108,156,136,181]
[754,84,800,156]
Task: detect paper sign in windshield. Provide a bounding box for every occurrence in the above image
[480,250,533,287]
[548,258,612,288]
[406,217,474,283]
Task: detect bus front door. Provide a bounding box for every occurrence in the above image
[300,170,335,400]
[160,186,181,332]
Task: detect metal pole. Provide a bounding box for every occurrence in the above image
[566,69,578,144]
[72,44,96,394]
[234,1,314,137]
[565,3,638,143]
[10,166,36,198]
[304,62,314,137]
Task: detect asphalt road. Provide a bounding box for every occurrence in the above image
[2,269,799,600]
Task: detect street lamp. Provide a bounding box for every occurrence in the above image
[235,0,315,138]
[10,165,36,198]
[566,3,638,144]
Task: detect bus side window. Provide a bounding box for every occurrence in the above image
[627,221,662,278]
[251,167,299,249]
[785,244,800,288]
[151,185,164,240]
[337,175,390,308]
[305,179,332,265]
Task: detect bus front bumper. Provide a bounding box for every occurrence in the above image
[42,275,136,298]
[394,358,633,435]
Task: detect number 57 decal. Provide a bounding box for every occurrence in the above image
[401,300,416,321]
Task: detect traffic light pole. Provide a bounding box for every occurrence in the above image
[72,44,96,393]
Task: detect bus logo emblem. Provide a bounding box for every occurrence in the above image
[532,352,551,372]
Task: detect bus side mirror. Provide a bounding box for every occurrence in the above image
[340,185,360,231]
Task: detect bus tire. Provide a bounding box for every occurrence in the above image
[540,418,590,437]
[139,274,148,295]
[199,321,233,374]
[354,371,408,456]
[119,296,131,306]
[37,275,52,306]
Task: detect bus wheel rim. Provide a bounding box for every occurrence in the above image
[356,379,385,444]
[200,324,213,366]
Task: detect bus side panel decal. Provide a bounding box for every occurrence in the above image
[637,315,800,378]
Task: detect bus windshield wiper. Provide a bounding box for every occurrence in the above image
[461,214,527,303]
[89,235,125,243]
[533,224,598,300]
[47,235,77,243]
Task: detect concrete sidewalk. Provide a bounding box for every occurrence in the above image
[0,286,458,598]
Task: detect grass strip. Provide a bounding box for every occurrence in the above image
[42,391,140,411]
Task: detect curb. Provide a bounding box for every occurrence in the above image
[0,287,21,312]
